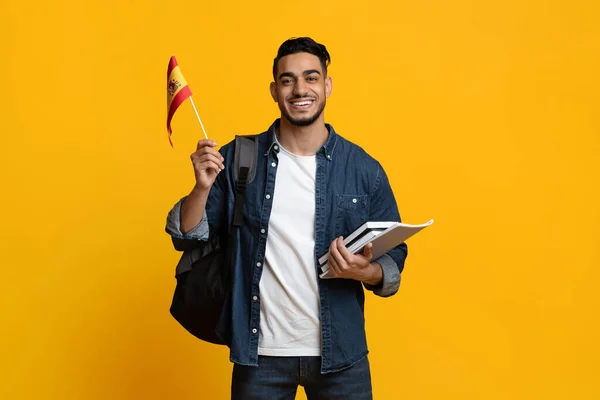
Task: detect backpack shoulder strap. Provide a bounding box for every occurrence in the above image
[233,135,258,185]
[232,135,257,227]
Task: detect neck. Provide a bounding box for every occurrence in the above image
[276,116,329,156]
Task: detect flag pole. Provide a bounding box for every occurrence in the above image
[189,96,208,139]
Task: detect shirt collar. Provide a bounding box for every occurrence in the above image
[265,119,338,161]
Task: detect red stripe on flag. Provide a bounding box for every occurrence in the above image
[167,56,179,77]
[166,85,193,146]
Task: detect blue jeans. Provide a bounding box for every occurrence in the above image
[231,355,373,400]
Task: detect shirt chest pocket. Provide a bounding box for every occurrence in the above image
[335,194,369,237]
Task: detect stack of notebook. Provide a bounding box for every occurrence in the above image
[319,219,434,279]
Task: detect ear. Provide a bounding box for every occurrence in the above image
[325,76,333,98]
[270,81,277,102]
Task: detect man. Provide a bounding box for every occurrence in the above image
[166,37,408,400]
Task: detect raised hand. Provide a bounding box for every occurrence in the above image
[190,139,225,191]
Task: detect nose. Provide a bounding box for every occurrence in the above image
[292,79,308,96]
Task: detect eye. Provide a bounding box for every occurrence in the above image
[307,76,318,82]
[281,78,293,85]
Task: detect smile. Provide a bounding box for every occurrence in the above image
[290,99,314,109]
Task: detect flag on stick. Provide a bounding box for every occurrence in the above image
[166,56,192,146]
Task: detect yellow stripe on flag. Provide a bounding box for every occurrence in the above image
[167,66,189,109]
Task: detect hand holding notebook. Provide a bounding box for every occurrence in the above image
[319,219,434,279]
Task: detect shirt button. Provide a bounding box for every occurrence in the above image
[273,145,279,151]
[327,155,331,160]
[352,198,358,204]
[256,262,262,267]
[253,296,258,301]
[271,162,276,167]
[252,328,257,334]
[265,194,271,199]
[261,229,265,234]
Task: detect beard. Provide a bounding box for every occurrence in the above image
[279,98,326,127]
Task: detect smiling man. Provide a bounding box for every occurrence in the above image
[272,52,329,128]
[166,37,408,400]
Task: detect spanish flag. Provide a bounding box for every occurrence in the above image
[166,56,192,146]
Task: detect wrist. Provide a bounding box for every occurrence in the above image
[362,262,383,286]
[190,184,210,199]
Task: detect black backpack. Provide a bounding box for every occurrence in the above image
[169,135,257,344]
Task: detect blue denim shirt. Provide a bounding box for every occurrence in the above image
[166,119,408,373]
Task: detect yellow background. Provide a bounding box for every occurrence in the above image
[1,0,599,399]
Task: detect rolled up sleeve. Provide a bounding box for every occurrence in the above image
[364,254,401,297]
[165,197,210,241]
[364,162,408,297]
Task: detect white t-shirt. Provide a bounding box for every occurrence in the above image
[257,142,321,357]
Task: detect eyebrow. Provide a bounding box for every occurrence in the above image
[278,69,322,80]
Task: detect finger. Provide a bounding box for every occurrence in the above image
[191,154,225,171]
[196,139,218,151]
[328,246,342,277]
[196,160,223,174]
[192,153,225,170]
[194,146,225,162]
[329,237,347,273]
[336,237,356,265]
[363,243,373,262]
[193,158,222,172]
[327,254,338,276]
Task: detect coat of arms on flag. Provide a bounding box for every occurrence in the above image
[168,79,182,97]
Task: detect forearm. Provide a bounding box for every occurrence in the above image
[180,186,210,234]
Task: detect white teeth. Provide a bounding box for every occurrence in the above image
[293,101,313,106]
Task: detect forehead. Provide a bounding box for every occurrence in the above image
[276,52,323,76]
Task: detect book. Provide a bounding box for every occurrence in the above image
[320,229,387,272]
[319,219,434,279]
[317,221,396,266]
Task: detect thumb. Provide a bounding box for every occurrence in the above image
[363,243,373,261]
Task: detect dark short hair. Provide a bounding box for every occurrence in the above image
[272,37,331,80]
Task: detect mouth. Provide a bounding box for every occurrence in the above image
[289,98,315,110]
